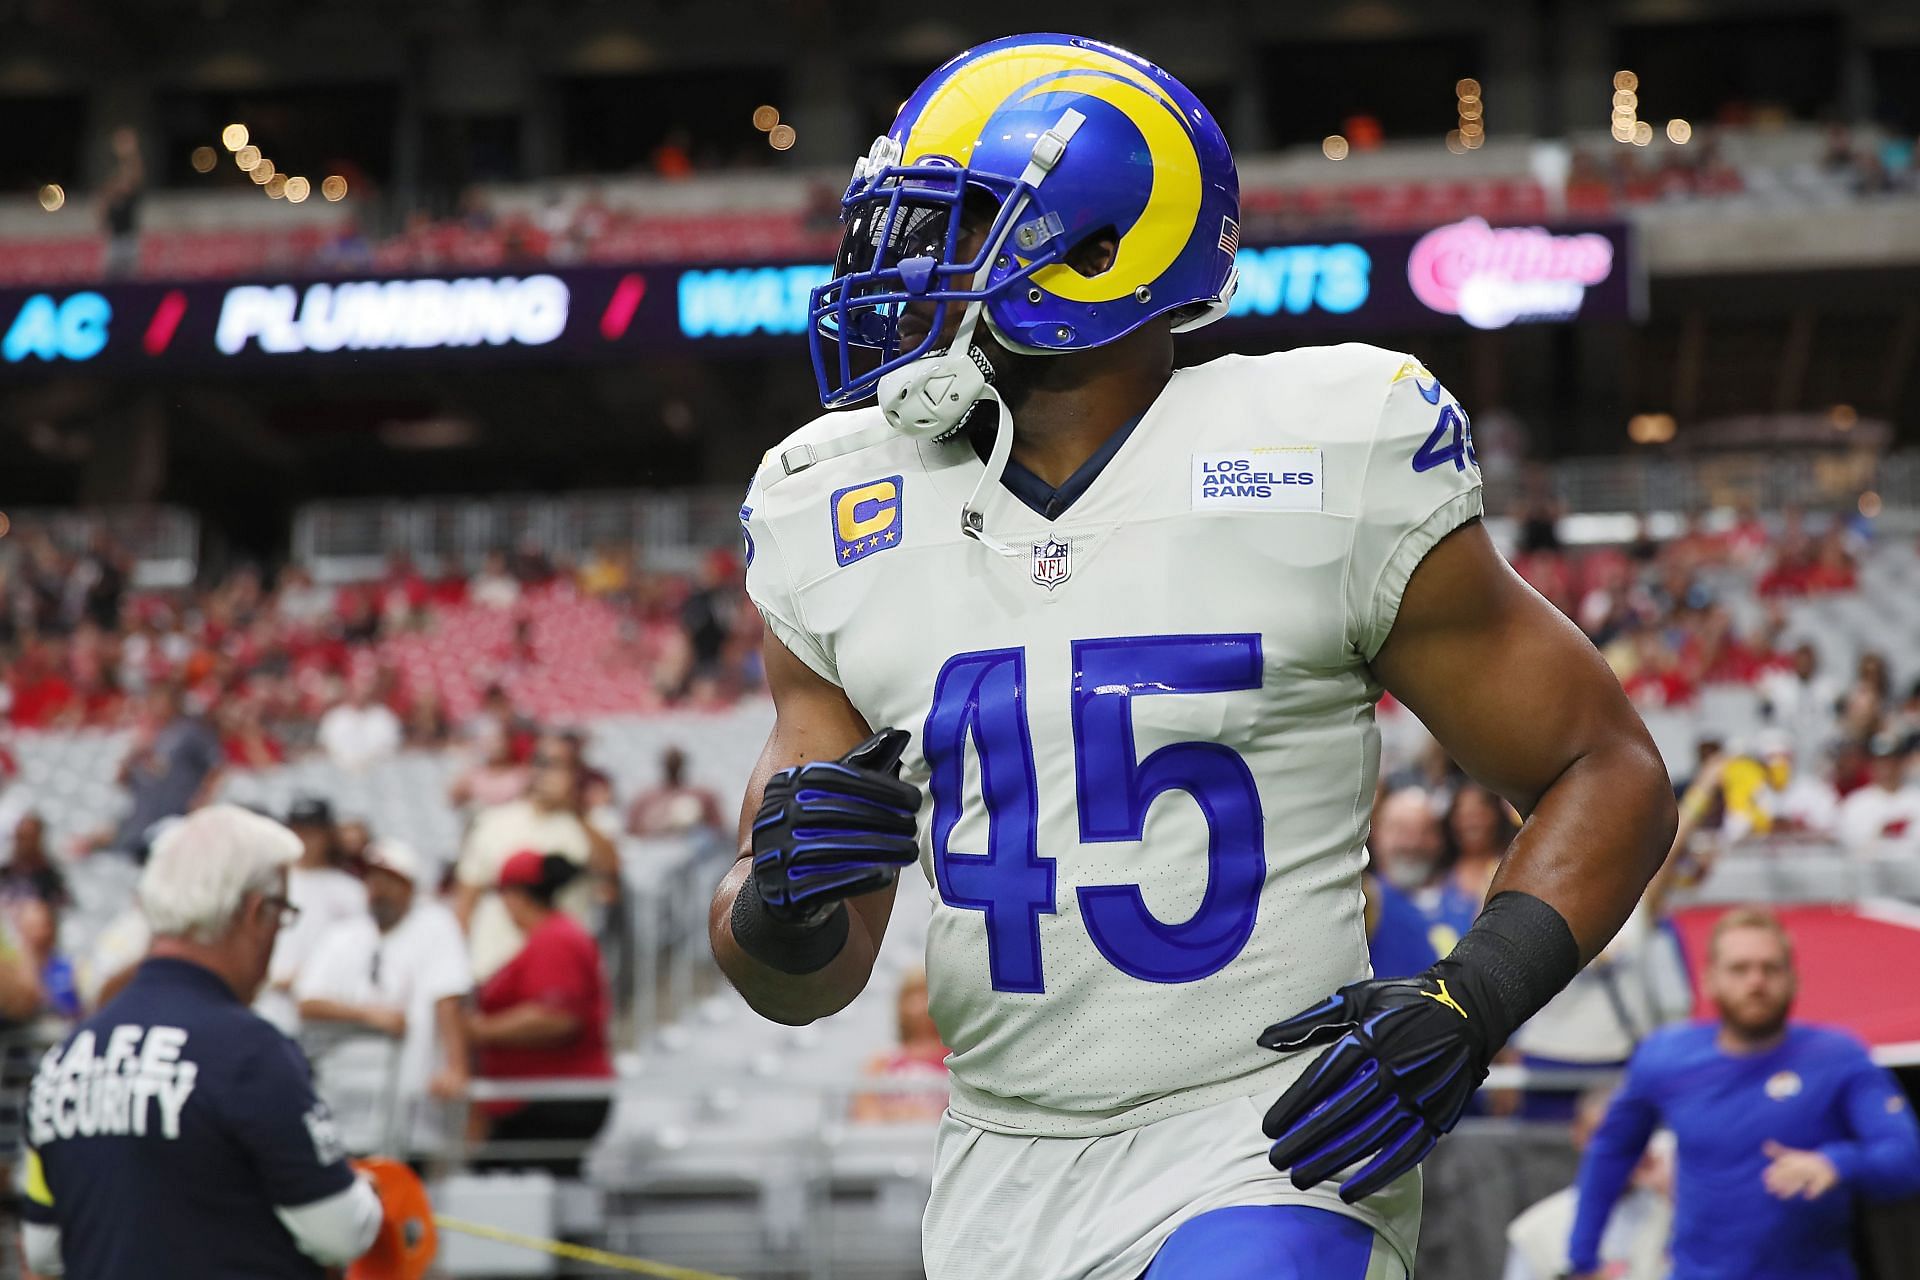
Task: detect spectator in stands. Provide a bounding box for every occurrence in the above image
[1759,643,1842,766]
[69,530,127,631]
[98,125,145,277]
[0,902,44,1024]
[625,746,723,839]
[1381,733,1463,816]
[1363,866,1438,982]
[1418,783,1519,954]
[257,797,368,1035]
[577,543,635,601]
[1367,786,1443,891]
[455,760,613,981]
[543,728,616,825]
[1720,732,1839,842]
[316,670,403,771]
[13,896,78,1021]
[0,811,69,911]
[448,724,531,814]
[464,682,536,761]
[851,968,949,1124]
[469,550,521,610]
[402,685,452,749]
[1891,678,1920,752]
[273,564,335,627]
[467,852,613,1176]
[104,683,222,860]
[296,838,472,1147]
[666,549,743,704]
[1503,1088,1672,1280]
[1835,734,1920,850]
[216,695,285,769]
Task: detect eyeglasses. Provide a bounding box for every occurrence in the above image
[260,894,302,928]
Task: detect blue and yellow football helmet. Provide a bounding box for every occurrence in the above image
[808,33,1240,422]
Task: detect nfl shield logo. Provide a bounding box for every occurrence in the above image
[1031,537,1072,590]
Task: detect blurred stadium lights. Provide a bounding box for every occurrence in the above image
[284,176,310,203]
[37,183,65,212]
[1455,78,1482,148]
[1831,403,1859,430]
[221,122,249,151]
[0,512,11,538]
[1666,118,1693,145]
[1858,490,1883,518]
[1612,70,1642,144]
[235,144,261,170]
[768,123,796,151]
[1628,412,1678,444]
[1322,134,1349,160]
[321,174,348,201]
[751,104,779,132]
[250,158,275,185]
[191,145,218,173]
[1445,129,1467,154]
[265,174,288,199]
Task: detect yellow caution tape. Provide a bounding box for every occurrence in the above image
[433,1215,741,1280]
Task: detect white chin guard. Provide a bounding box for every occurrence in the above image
[876,341,993,441]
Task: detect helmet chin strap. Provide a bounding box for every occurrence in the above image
[958,385,1022,556]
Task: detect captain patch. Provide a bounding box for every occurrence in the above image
[1192,448,1323,511]
[830,475,903,566]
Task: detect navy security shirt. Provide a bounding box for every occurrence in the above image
[1571,1022,1920,1279]
[22,958,355,1280]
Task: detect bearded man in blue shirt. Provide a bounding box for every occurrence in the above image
[1568,907,1920,1280]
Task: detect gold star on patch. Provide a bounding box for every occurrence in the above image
[840,547,854,560]
[884,530,897,542]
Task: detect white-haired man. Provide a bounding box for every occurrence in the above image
[18,805,385,1279]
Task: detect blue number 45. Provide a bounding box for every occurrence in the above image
[924,634,1266,993]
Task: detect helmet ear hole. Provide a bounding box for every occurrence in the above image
[1063,225,1120,277]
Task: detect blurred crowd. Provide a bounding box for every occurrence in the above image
[0,532,760,744]
[0,711,732,1165]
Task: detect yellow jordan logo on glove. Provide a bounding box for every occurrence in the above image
[1423,980,1468,1019]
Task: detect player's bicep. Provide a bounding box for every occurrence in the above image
[1372,520,1660,815]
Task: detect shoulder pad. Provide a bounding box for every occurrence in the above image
[753,406,898,494]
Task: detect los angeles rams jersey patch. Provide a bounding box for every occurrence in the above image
[830,475,904,565]
[1191,448,1323,511]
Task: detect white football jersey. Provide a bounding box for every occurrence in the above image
[743,344,1483,1137]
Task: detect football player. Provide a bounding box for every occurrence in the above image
[710,33,1678,1280]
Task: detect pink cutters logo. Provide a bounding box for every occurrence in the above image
[1408,217,1614,330]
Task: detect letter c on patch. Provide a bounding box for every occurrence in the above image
[836,480,898,541]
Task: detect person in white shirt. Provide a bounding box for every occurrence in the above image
[316,673,404,772]
[297,838,472,1154]
[257,797,368,1035]
[1503,1088,1673,1280]
[1835,736,1920,852]
[454,761,614,981]
[1757,645,1842,771]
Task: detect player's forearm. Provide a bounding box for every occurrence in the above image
[709,858,882,1026]
[1823,1112,1920,1198]
[1486,738,1677,964]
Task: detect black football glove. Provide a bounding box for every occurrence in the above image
[750,728,922,927]
[1258,967,1495,1203]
